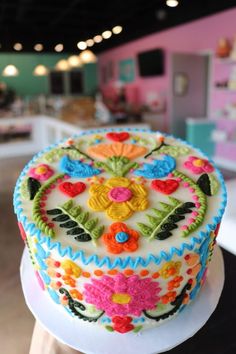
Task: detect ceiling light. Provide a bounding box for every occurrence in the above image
[102,30,112,39]
[112,26,122,34]
[77,41,87,50]
[156,9,167,20]
[54,43,64,52]
[93,35,103,43]
[68,55,82,68]
[79,50,97,64]
[166,0,179,7]
[13,43,23,51]
[55,59,70,71]
[2,65,19,76]
[34,43,43,52]
[86,39,94,47]
[33,64,48,76]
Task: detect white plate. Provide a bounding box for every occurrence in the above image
[20,246,224,354]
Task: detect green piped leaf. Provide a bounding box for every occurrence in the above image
[84,218,98,231]
[91,225,105,239]
[137,196,195,240]
[76,211,89,224]
[105,325,114,332]
[159,202,174,212]
[95,156,138,177]
[133,325,143,333]
[157,145,190,157]
[146,215,160,227]
[44,147,83,163]
[58,200,105,242]
[151,209,167,219]
[137,223,153,237]
[70,206,82,218]
[62,199,74,211]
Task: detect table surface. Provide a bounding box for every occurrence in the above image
[164,248,236,354]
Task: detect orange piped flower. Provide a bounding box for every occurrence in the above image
[102,222,139,254]
[161,291,177,304]
[167,275,183,290]
[87,142,147,160]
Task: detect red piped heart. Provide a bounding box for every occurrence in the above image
[106,132,130,142]
[59,182,86,197]
[112,316,134,333]
[151,179,179,195]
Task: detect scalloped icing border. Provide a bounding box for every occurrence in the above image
[13,127,227,270]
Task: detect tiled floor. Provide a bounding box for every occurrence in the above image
[0,156,34,354]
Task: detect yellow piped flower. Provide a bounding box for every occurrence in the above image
[159,261,181,279]
[61,260,82,278]
[88,177,148,221]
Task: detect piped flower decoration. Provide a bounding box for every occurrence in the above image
[112,316,134,333]
[59,155,101,178]
[88,177,148,221]
[159,261,181,279]
[134,155,176,179]
[183,156,214,174]
[29,164,54,181]
[102,222,139,254]
[84,273,161,317]
[87,142,147,160]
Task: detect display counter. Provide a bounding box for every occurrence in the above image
[0,116,150,159]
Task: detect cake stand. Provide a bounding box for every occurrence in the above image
[20,246,224,354]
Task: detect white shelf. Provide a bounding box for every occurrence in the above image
[0,116,152,159]
[214,87,236,92]
[215,57,236,65]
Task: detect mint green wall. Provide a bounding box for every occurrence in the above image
[83,63,98,95]
[0,53,97,97]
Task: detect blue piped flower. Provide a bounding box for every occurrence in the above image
[59,156,101,178]
[134,155,176,179]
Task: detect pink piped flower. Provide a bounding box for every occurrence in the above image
[29,164,54,181]
[183,156,214,174]
[84,273,161,317]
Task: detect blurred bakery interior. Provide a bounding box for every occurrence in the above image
[0,1,236,353]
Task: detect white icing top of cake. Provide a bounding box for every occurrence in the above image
[15,129,226,262]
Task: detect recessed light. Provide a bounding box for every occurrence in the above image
[68,55,82,68]
[2,65,19,76]
[112,26,122,34]
[102,30,112,39]
[93,35,103,43]
[33,65,48,76]
[77,41,87,50]
[54,43,64,52]
[86,39,94,47]
[166,0,179,7]
[79,50,97,64]
[14,43,23,51]
[55,59,70,71]
[34,43,43,52]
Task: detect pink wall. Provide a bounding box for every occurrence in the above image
[98,8,236,107]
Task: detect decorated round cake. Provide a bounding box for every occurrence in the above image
[14,128,226,334]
